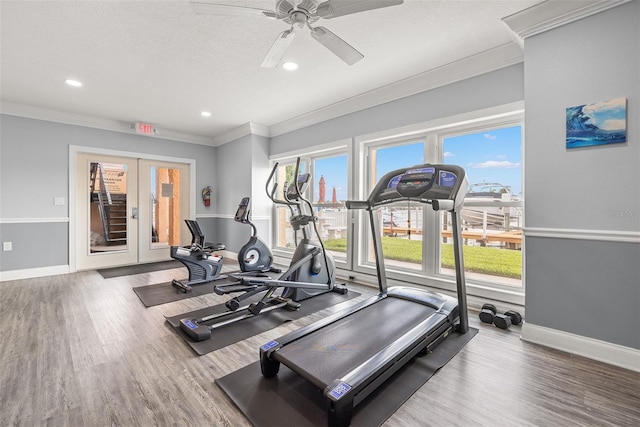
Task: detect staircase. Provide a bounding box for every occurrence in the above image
[90,163,128,246]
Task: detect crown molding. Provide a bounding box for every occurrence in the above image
[0,101,217,146]
[211,122,271,146]
[503,0,632,46]
[268,42,524,137]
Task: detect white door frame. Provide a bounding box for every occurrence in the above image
[69,145,196,273]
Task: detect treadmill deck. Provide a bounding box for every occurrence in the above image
[272,296,447,389]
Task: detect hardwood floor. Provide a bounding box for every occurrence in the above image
[1,267,638,426]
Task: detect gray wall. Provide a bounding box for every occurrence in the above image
[270,63,524,155]
[524,2,640,349]
[212,133,271,253]
[0,114,217,272]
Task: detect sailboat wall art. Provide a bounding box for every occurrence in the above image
[566,97,627,149]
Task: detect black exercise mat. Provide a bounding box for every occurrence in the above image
[133,280,216,307]
[217,328,477,427]
[132,270,281,307]
[98,260,183,278]
[165,289,360,355]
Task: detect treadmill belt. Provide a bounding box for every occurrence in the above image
[274,297,442,387]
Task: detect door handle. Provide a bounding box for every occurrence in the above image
[132,207,138,219]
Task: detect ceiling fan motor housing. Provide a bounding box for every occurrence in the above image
[279,0,320,26]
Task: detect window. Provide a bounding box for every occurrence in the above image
[311,154,349,262]
[441,125,523,288]
[273,160,306,250]
[271,148,350,265]
[270,106,524,303]
[366,141,425,271]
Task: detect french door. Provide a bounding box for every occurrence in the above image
[75,153,191,270]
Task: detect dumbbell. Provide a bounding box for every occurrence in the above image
[493,310,523,330]
[479,303,497,324]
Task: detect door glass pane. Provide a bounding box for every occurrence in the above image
[150,167,182,247]
[441,125,523,287]
[367,142,424,270]
[312,154,348,261]
[89,162,128,253]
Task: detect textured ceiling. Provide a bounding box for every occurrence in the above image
[0,0,544,142]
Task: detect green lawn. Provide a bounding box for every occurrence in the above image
[324,237,521,279]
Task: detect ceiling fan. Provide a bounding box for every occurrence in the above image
[190,0,404,67]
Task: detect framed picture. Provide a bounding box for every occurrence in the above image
[566,97,627,149]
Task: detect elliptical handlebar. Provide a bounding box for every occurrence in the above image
[266,162,285,206]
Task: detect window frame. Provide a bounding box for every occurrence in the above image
[353,103,525,305]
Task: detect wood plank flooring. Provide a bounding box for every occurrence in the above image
[1,267,639,426]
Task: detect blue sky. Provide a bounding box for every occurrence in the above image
[310,125,523,202]
[444,125,522,196]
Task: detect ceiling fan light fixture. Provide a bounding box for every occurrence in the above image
[282,61,299,71]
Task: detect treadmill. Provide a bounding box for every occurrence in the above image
[259,163,469,427]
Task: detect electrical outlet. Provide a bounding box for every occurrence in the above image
[3,242,12,251]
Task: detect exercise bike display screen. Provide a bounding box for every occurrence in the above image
[234,197,250,222]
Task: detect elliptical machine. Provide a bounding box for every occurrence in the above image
[179,158,347,342]
[270,158,343,302]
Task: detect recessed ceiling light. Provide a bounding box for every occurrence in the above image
[65,79,82,87]
[282,61,299,71]
[201,111,212,117]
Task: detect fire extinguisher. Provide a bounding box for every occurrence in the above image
[202,186,211,207]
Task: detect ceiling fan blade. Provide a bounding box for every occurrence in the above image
[310,26,363,65]
[190,2,277,19]
[316,0,403,19]
[261,30,296,68]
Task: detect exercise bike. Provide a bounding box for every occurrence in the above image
[171,198,280,293]
[170,220,226,292]
[179,158,347,341]
[235,196,281,275]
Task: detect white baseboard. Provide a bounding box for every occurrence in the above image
[0,265,70,282]
[522,323,640,373]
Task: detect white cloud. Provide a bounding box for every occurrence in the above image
[484,133,497,140]
[600,119,626,131]
[469,160,521,169]
[443,151,455,158]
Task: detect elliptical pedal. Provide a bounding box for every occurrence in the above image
[172,279,192,293]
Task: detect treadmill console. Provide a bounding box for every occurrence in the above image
[286,173,311,201]
[372,164,467,210]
